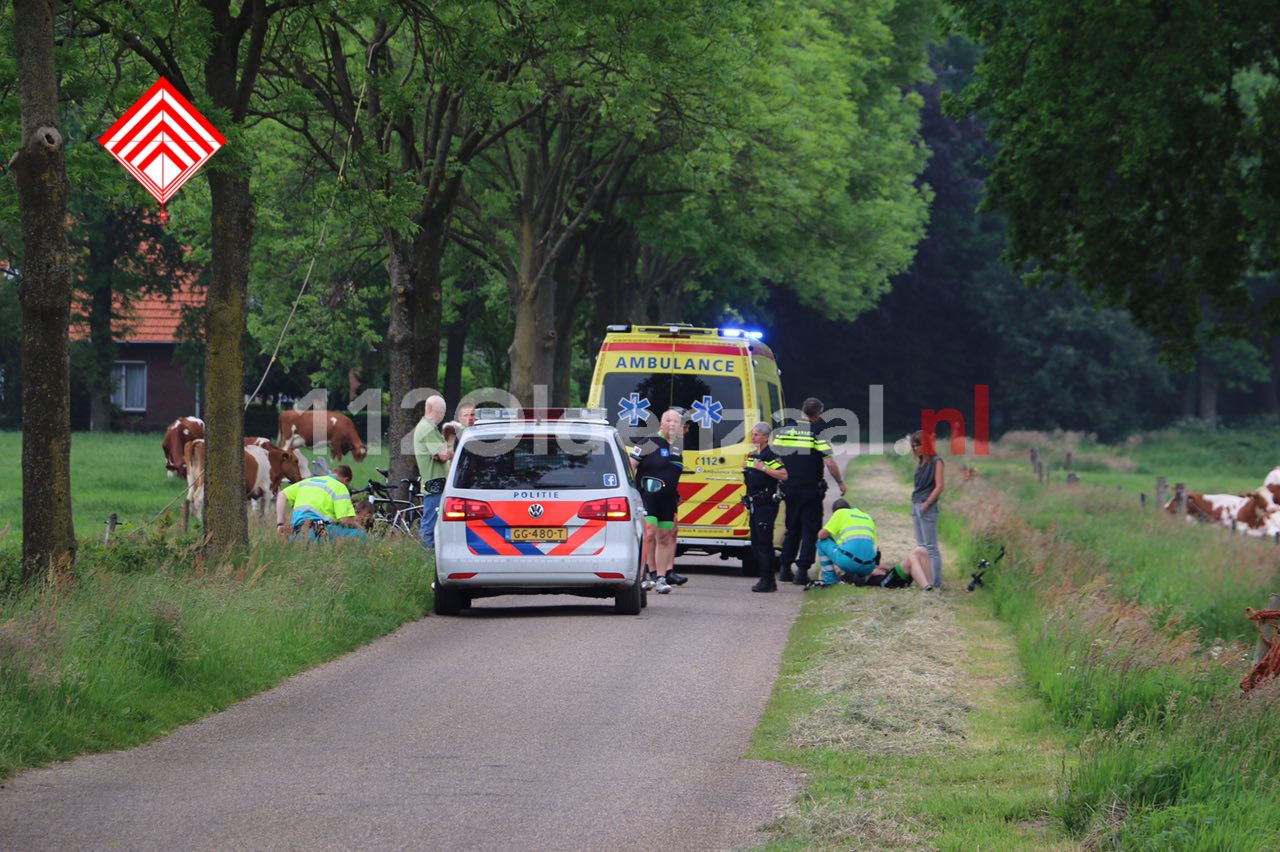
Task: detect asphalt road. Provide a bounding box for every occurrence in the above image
[0,571,803,851]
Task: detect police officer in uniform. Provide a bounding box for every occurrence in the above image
[743,421,788,592]
[773,397,847,585]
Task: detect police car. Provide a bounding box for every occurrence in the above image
[432,408,647,615]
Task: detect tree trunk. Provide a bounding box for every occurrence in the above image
[552,240,588,406]
[202,170,253,559]
[12,0,76,581]
[508,283,557,408]
[443,319,467,407]
[386,237,417,499]
[587,222,639,354]
[410,222,448,395]
[507,210,557,407]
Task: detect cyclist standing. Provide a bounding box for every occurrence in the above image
[630,408,689,594]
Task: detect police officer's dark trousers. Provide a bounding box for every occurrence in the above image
[780,485,823,581]
[748,498,779,588]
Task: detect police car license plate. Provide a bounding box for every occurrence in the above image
[510,527,568,543]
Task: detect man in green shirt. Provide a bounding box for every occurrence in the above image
[414,394,453,547]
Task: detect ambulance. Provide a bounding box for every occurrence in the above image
[585,324,786,574]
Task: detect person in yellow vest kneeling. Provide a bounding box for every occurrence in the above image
[275,465,367,541]
[813,499,878,586]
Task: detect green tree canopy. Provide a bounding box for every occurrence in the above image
[950,0,1280,358]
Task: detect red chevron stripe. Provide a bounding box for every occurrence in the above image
[548,520,605,556]
[467,521,520,556]
[680,484,740,525]
[112,101,208,162]
[125,113,204,166]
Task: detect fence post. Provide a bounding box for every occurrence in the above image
[104,513,118,546]
[1253,593,1280,666]
[1065,451,1073,471]
[181,500,190,533]
[1140,493,1147,508]
[1175,483,1187,518]
[1156,476,1168,509]
[1029,447,1040,472]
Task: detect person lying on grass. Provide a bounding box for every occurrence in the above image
[851,546,934,590]
[811,538,934,590]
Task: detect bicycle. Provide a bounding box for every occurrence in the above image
[353,473,424,537]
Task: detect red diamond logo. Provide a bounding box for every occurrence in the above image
[99,77,226,206]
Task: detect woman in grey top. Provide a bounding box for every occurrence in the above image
[910,430,944,587]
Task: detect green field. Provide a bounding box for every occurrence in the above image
[0,430,411,537]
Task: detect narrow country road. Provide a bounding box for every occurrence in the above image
[0,573,803,851]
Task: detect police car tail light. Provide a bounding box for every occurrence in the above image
[443,497,494,521]
[578,497,631,521]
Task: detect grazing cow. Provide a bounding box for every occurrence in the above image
[278,410,367,462]
[162,416,205,478]
[244,444,273,515]
[1166,492,1250,525]
[184,438,207,519]
[244,437,311,492]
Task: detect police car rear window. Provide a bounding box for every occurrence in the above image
[453,435,622,490]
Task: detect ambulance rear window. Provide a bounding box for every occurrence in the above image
[453,435,621,490]
[602,373,745,449]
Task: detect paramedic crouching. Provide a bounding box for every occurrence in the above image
[275,465,366,540]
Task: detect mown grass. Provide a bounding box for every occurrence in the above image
[752,457,1076,850]
[946,427,1280,849]
[751,575,1076,850]
[0,528,433,781]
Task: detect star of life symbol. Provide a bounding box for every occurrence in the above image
[618,392,651,426]
[99,78,226,215]
[690,395,723,429]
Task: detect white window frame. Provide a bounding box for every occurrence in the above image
[111,361,148,412]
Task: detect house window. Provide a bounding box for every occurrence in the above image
[111,361,147,412]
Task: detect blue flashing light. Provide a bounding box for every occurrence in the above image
[719,328,743,338]
[744,330,764,340]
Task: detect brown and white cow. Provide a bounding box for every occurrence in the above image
[278,410,367,462]
[244,437,310,494]
[163,416,205,478]
[186,439,308,519]
[184,438,207,519]
[1166,492,1250,526]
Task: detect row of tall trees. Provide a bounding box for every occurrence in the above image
[3,0,939,575]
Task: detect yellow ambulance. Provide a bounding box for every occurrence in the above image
[585,324,785,574]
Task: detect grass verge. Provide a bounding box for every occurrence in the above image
[948,449,1280,849]
[750,457,1076,850]
[0,528,433,781]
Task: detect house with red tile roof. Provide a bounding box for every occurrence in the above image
[69,281,205,430]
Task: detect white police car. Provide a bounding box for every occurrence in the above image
[432,408,647,615]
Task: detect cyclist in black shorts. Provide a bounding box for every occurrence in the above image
[629,408,688,594]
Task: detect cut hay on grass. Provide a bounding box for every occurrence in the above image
[773,797,926,851]
[788,591,969,756]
